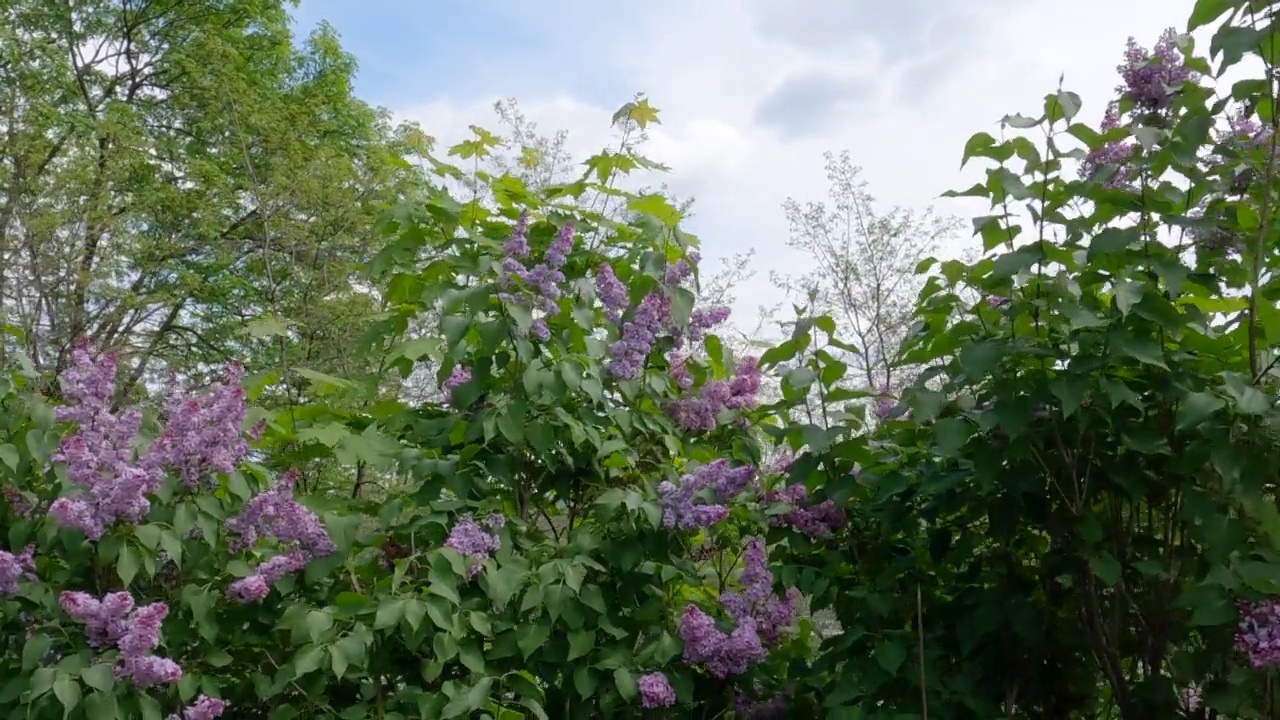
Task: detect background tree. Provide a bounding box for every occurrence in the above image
[774,151,963,397]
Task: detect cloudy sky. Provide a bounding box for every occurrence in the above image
[290,0,1200,329]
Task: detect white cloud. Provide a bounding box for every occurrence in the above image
[391,0,1203,328]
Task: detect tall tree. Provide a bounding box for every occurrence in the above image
[774,150,962,394]
[0,0,423,403]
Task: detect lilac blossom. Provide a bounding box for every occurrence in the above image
[734,685,793,720]
[666,358,762,432]
[225,550,307,603]
[442,366,471,405]
[678,604,767,678]
[444,514,504,579]
[222,469,334,600]
[985,296,1011,309]
[664,252,700,286]
[595,263,629,324]
[1079,104,1137,189]
[48,345,162,539]
[873,385,896,422]
[1237,598,1280,668]
[657,461,755,530]
[1225,106,1273,150]
[497,216,575,339]
[667,354,694,391]
[223,469,334,558]
[607,292,671,380]
[503,211,530,258]
[637,672,676,709]
[60,591,181,688]
[167,695,228,720]
[687,306,731,341]
[763,483,847,538]
[718,538,798,646]
[145,363,249,488]
[2,485,33,518]
[0,545,35,595]
[1117,28,1196,111]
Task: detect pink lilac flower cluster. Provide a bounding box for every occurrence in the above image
[666,357,762,432]
[657,461,756,530]
[595,263,629,325]
[496,212,575,341]
[146,364,249,489]
[1117,28,1196,111]
[718,538,798,645]
[442,366,471,406]
[1237,598,1280,668]
[686,306,731,342]
[59,591,181,689]
[444,514,504,579]
[678,538,798,678]
[607,292,671,380]
[0,545,36,594]
[166,695,228,720]
[762,483,846,537]
[1079,104,1138,189]
[636,671,676,709]
[222,469,335,602]
[985,296,1011,309]
[48,344,250,539]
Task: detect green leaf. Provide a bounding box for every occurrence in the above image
[1189,0,1239,31]
[80,664,113,693]
[1089,553,1122,586]
[567,629,595,662]
[117,543,139,586]
[1113,333,1166,369]
[517,620,552,659]
[574,667,598,699]
[613,668,637,702]
[443,677,494,719]
[1177,391,1225,431]
[0,443,18,470]
[875,640,907,674]
[1115,282,1143,316]
[22,634,51,671]
[52,673,80,715]
[374,599,404,630]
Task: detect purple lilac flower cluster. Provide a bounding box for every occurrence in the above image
[166,695,228,720]
[718,538,799,645]
[2,485,33,517]
[595,263,629,325]
[678,605,766,678]
[444,514,504,579]
[1117,28,1196,111]
[1225,106,1273,150]
[637,671,676,709]
[222,468,335,602]
[0,545,36,594]
[761,484,846,537]
[606,291,671,380]
[1237,598,1280,668]
[686,306,731,342]
[664,252,699,286]
[59,591,181,689]
[657,460,756,530]
[497,212,575,341]
[872,383,897,422]
[985,295,1011,309]
[677,539,798,678]
[734,683,793,719]
[666,357,762,432]
[442,366,471,406]
[48,344,251,539]
[1079,105,1137,189]
[147,364,249,488]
